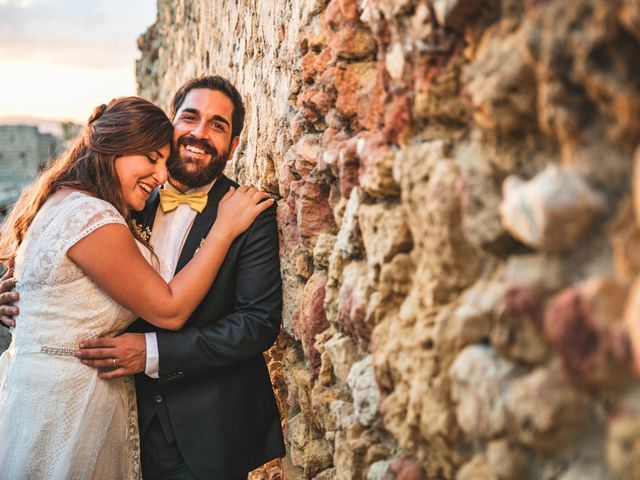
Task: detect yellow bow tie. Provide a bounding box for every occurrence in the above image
[159,189,208,213]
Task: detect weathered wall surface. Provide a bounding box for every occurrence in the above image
[138,0,640,478]
[0,125,58,208]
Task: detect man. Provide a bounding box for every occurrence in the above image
[0,75,285,480]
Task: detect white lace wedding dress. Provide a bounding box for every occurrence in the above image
[0,191,148,479]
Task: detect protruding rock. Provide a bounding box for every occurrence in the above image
[336,261,371,345]
[390,458,426,480]
[288,180,337,242]
[608,197,640,282]
[332,61,380,131]
[504,366,592,453]
[294,272,330,375]
[465,26,537,134]
[284,134,320,178]
[325,0,376,59]
[296,87,334,127]
[368,253,414,327]
[621,275,640,376]
[449,345,520,439]
[398,142,481,302]
[493,285,549,365]
[504,254,565,293]
[433,0,493,32]
[435,273,500,357]
[456,455,492,480]
[314,233,337,270]
[348,355,381,426]
[632,147,640,227]
[335,188,365,259]
[606,389,640,479]
[358,202,412,271]
[367,460,394,480]
[330,400,356,431]
[289,412,334,478]
[324,332,360,384]
[457,143,511,253]
[544,278,631,390]
[358,134,401,198]
[486,440,532,480]
[499,164,606,251]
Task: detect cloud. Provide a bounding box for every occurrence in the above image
[0,0,157,121]
[0,0,156,69]
[0,0,48,7]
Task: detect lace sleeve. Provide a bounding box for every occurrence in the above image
[60,195,127,254]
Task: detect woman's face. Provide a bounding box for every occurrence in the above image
[115,144,170,211]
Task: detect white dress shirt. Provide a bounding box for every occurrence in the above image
[144,179,217,378]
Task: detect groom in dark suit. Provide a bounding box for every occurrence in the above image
[0,76,285,479]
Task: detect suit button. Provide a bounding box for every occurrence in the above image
[155,395,163,403]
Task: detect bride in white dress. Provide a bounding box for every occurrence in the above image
[0,97,272,479]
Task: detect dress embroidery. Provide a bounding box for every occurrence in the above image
[0,192,147,479]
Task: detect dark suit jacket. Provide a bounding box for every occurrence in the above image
[128,175,285,479]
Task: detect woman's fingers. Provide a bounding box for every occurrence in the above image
[219,186,236,204]
[255,198,275,214]
[232,185,274,210]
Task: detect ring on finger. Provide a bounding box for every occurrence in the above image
[112,358,118,369]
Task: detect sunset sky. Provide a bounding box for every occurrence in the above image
[0,0,157,124]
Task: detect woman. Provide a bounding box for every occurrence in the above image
[0,97,272,479]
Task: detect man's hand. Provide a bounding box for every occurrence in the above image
[0,258,18,328]
[76,333,147,379]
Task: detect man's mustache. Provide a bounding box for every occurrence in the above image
[177,135,216,155]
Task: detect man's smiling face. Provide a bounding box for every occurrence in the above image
[167,88,239,190]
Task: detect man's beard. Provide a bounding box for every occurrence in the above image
[167,135,230,189]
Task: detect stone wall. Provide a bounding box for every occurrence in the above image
[0,125,59,211]
[137,1,640,478]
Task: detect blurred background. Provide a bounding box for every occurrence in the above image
[0,0,156,214]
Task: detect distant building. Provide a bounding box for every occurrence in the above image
[0,125,61,215]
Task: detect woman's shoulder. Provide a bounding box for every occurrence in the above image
[47,190,126,230]
[56,190,122,215]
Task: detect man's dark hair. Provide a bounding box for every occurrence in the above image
[169,75,246,139]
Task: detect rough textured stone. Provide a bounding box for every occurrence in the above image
[358,134,401,198]
[492,285,549,365]
[608,197,640,282]
[137,1,640,477]
[455,455,492,480]
[335,188,365,259]
[348,355,381,427]
[289,180,338,242]
[606,389,640,480]
[324,332,360,385]
[500,164,607,251]
[294,272,330,375]
[486,440,532,480]
[465,26,537,135]
[358,202,412,271]
[314,233,337,270]
[504,366,593,453]
[367,460,394,480]
[544,278,632,390]
[390,458,427,480]
[449,345,520,440]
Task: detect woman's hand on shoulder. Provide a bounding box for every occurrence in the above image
[215,186,274,239]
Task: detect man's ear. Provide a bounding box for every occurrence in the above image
[228,136,240,160]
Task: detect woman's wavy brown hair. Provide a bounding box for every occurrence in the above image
[0,96,173,266]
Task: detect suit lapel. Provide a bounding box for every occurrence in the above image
[174,175,232,274]
[144,188,161,231]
